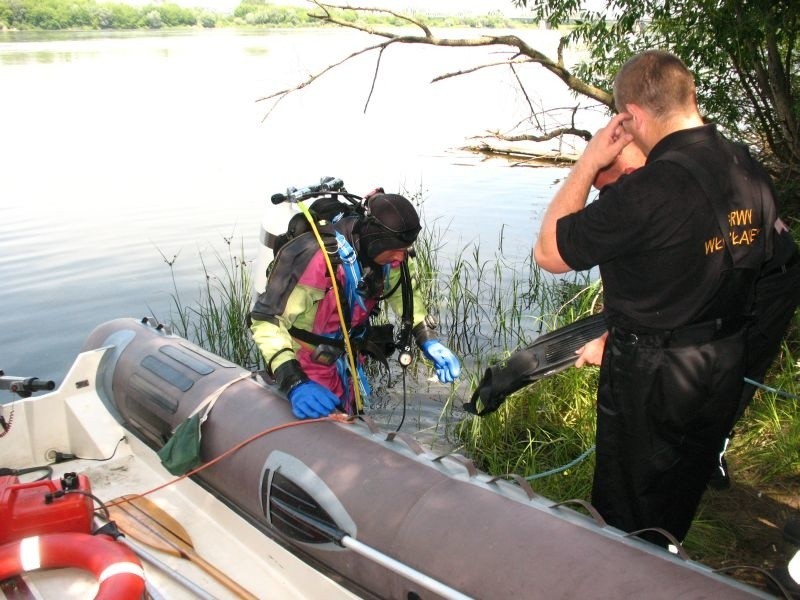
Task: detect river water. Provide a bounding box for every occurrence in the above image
[0,27,601,437]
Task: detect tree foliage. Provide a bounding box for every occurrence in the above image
[0,0,202,30]
[233,0,317,26]
[520,0,799,207]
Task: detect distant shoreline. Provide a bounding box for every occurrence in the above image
[0,0,539,33]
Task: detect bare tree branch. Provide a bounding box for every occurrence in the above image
[463,142,578,166]
[310,2,433,37]
[486,126,593,143]
[255,41,387,119]
[259,1,615,149]
[431,57,533,83]
[363,45,385,113]
[307,2,612,105]
[509,62,536,117]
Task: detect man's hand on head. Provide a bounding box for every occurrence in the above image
[582,113,634,176]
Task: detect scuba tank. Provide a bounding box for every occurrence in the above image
[252,177,349,302]
[252,199,299,303]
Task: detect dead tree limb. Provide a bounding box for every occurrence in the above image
[257,1,614,147]
[485,126,593,143]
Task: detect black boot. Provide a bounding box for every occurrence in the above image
[768,563,800,599]
[785,518,800,547]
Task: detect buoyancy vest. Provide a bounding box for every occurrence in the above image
[251,216,410,408]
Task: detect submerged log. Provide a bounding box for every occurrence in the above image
[462,140,579,167]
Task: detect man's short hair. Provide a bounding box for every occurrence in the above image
[613,50,696,117]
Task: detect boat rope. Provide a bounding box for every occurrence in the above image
[105,413,354,509]
[744,377,800,401]
[525,445,596,481]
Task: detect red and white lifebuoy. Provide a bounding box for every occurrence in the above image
[0,532,145,600]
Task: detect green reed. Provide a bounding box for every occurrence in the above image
[726,338,800,483]
[405,207,603,500]
[159,235,265,372]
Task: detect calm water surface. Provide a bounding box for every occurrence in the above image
[0,28,600,431]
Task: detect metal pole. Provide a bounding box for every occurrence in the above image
[341,536,473,600]
[119,537,220,600]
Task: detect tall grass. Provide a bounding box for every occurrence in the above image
[727,337,800,484]
[160,236,265,372]
[397,204,605,500]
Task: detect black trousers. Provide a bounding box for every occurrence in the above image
[591,327,746,546]
[735,256,800,422]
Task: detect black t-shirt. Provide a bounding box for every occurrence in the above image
[556,125,774,331]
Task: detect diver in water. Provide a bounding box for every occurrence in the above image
[250,191,460,419]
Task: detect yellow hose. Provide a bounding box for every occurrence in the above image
[298,202,363,412]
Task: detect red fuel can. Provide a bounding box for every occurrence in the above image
[0,472,94,544]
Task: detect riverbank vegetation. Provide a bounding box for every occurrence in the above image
[0,0,206,29]
[0,0,526,31]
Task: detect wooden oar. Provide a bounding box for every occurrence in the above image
[107,494,258,600]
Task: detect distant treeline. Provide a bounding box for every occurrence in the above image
[0,0,523,31]
[0,0,213,30]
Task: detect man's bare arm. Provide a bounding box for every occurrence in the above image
[533,113,634,273]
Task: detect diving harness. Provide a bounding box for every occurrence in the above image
[272,178,421,425]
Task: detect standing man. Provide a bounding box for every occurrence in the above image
[574,132,800,492]
[534,50,775,546]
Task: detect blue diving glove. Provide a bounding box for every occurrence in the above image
[420,340,461,383]
[288,381,341,419]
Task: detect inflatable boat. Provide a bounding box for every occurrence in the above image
[0,316,777,599]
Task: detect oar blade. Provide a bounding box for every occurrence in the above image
[108,495,259,600]
[109,495,194,558]
[107,501,184,558]
[116,494,195,549]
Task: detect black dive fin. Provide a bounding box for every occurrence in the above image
[464,313,607,416]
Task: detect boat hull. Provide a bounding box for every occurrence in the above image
[83,317,767,599]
